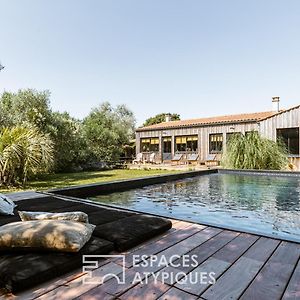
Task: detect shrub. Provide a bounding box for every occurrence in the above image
[0,126,54,185]
[222,131,288,170]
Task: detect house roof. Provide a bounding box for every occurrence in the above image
[136,110,280,132]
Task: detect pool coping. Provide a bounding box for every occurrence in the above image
[48,169,217,198]
[219,168,300,177]
[47,168,300,198]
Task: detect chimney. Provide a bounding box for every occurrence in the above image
[165,114,172,122]
[272,96,280,112]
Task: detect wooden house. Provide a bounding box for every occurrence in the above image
[135,97,300,169]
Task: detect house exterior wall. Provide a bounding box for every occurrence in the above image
[136,121,259,161]
[259,106,300,140]
[259,106,300,170]
[136,106,300,168]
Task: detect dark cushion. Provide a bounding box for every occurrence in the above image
[0,195,172,293]
[0,197,76,225]
[51,203,101,214]
[88,208,136,225]
[93,214,172,251]
[0,237,113,293]
[0,215,20,226]
[15,197,79,212]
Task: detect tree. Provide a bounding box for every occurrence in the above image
[0,126,54,186]
[0,89,85,172]
[48,112,85,172]
[143,113,180,127]
[0,89,52,131]
[222,131,288,170]
[82,102,136,164]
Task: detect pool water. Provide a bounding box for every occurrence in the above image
[90,173,300,241]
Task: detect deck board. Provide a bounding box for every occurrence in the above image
[240,242,300,300]
[282,259,300,300]
[201,236,280,300]
[10,219,300,300]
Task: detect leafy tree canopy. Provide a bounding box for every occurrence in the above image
[48,112,85,172]
[83,102,136,163]
[143,113,180,127]
[0,90,136,175]
[0,89,52,131]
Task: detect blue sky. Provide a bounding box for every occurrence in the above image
[0,0,299,125]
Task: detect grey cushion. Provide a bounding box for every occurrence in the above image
[93,214,172,251]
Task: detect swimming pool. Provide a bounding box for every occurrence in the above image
[90,173,300,242]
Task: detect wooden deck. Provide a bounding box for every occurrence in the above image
[2,219,300,300]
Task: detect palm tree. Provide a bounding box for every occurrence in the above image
[0,126,54,185]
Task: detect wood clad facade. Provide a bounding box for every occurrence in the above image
[136,105,300,168]
[259,106,300,169]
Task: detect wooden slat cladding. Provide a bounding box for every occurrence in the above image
[136,106,300,164]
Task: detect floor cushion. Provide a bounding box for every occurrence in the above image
[15,197,79,212]
[93,214,172,251]
[18,210,89,223]
[0,237,113,293]
[0,220,95,252]
[88,208,136,225]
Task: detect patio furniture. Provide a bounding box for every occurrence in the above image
[149,152,156,164]
[205,154,220,166]
[187,153,199,164]
[0,195,172,293]
[133,152,143,164]
[171,153,183,165]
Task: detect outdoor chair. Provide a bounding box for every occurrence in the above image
[149,152,156,164]
[133,153,143,164]
[187,153,199,164]
[205,154,220,167]
[171,153,183,165]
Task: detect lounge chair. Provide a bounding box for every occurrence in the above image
[149,152,156,164]
[171,153,183,165]
[133,152,143,164]
[187,153,199,164]
[205,154,220,166]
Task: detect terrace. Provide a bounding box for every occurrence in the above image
[1,170,300,300]
[1,204,299,299]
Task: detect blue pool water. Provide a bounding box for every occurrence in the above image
[90,173,300,241]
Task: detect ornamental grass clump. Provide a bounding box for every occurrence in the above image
[222,131,288,170]
[0,126,54,186]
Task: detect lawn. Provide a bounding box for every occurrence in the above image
[1,169,179,193]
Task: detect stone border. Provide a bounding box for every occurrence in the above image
[48,169,217,198]
[219,168,300,177]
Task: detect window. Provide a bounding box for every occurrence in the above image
[141,138,159,152]
[141,138,150,152]
[175,136,187,151]
[175,136,198,152]
[149,138,159,152]
[186,136,198,152]
[277,128,299,155]
[163,137,171,153]
[209,134,223,153]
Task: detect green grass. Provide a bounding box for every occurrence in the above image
[1,169,179,194]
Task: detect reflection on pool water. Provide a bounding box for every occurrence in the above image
[90,173,300,241]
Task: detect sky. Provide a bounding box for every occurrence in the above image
[0,1,300,126]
